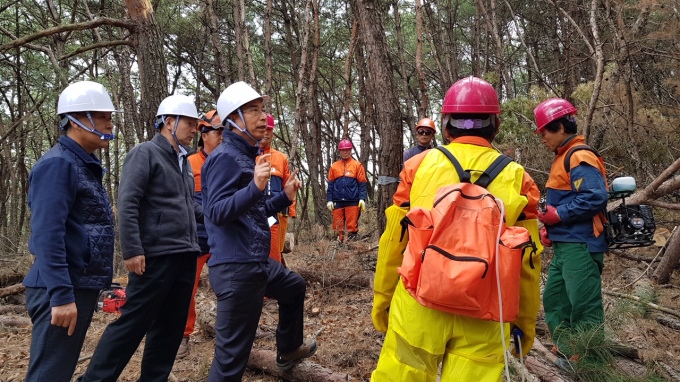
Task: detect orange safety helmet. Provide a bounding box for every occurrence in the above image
[338,139,353,150]
[533,98,577,133]
[416,117,436,131]
[266,114,275,130]
[441,76,500,115]
[198,110,222,131]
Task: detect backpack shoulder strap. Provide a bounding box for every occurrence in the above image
[475,154,513,188]
[436,146,470,183]
[564,146,600,174]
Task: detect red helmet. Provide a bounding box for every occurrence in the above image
[266,114,275,130]
[441,76,500,114]
[533,98,577,133]
[338,139,352,150]
[416,117,436,131]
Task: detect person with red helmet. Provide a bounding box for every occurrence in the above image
[371,76,543,382]
[533,98,608,368]
[257,114,297,263]
[326,138,368,242]
[176,109,224,358]
[403,117,437,163]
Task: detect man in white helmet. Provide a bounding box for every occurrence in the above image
[202,81,316,380]
[24,81,116,382]
[79,95,203,382]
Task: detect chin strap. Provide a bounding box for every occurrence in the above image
[65,112,115,140]
[226,108,260,145]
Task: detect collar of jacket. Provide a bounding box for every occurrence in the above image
[225,130,259,158]
[152,133,189,156]
[450,136,492,148]
[58,135,102,166]
[555,135,583,156]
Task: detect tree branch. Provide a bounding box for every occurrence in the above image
[59,40,134,61]
[0,18,135,52]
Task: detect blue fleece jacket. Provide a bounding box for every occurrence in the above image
[24,136,114,307]
[202,131,291,266]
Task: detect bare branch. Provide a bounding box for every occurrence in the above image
[59,40,134,61]
[0,18,135,52]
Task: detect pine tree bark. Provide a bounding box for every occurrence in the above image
[352,0,402,231]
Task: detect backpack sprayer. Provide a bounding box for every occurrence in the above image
[96,283,126,314]
[606,177,656,248]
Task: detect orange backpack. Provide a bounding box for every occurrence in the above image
[398,147,536,322]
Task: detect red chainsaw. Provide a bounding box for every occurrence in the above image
[96,283,126,314]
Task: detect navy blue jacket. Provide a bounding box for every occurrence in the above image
[403,144,431,163]
[24,136,114,307]
[202,131,291,266]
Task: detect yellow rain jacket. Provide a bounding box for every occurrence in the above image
[371,137,543,382]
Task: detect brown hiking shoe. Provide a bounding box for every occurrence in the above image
[176,337,189,359]
[276,338,317,371]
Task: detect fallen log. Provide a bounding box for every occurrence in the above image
[295,269,371,289]
[604,290,680,318]
[248,348,351,381]
[0,315,31,328]
[523,355,571,382]
[653,313,680,331]
[0,283,25,299]
[654,226,680,284]
[0,305,26,315]
[656,361,680,381]
[506,352,541,382]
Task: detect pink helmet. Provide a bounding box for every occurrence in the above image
[533,98,577,133]
[338,139,352,150]
[441,76,500,114]
[266,114,275,130]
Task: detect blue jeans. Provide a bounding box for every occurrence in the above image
[25,287,99,382]
[208,258,306,382]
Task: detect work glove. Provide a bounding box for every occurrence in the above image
[326,201,334,211]
[539,226,552,247]
[538,205,561,225]
[358,199,366,212]
[371,304,389,333]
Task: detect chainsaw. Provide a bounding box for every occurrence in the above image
[96,283,126,314]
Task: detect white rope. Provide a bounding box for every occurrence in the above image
[495,198,511,382]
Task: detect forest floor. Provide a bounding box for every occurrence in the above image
[1,229,680,381]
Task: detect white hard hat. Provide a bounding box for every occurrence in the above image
[156,95,199,119]
[216,82,264,123]
[57,81,117,115]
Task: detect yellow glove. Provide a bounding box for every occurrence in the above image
[371,301,389,333]
[358,199,366,212]
[326,201,334,211]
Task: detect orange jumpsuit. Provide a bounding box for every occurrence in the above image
[326,157,367,242]
[257,146,296,262]
[184,150,211,338]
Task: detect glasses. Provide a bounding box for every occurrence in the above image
[242,106,265,117]
[417,129,434,136]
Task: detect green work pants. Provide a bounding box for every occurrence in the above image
[543,242,604,355]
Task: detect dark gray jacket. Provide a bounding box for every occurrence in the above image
[118,134,202,259]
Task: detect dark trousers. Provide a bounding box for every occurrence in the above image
[25,287,99,382]
[207,257,306,382]
[79,253,196,382]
